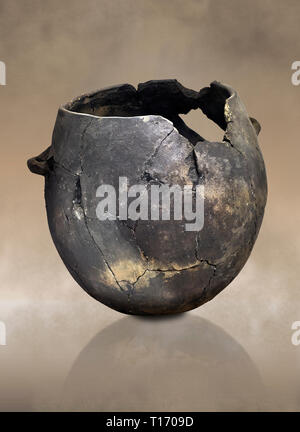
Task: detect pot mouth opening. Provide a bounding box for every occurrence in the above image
[63,80,232,145]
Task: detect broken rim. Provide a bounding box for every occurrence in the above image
[27,80,261,176]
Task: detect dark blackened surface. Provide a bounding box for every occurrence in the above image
[28,80,267,315]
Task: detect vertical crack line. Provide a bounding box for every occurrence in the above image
[123,220,149,264]
[202,261,217,300]
[192,148,202,180]
[79,118,94,174]
[74,175,125,293]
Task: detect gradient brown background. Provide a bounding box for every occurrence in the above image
[0,0,300,411]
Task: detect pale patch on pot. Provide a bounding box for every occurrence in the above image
[73,204,84,220]
[224,101,233,122]
[161,261,201,272]
[204,184,227,212]
[100,267,120,288]
[177,163,194,185]
[109,259,147,285]
[132,270,156,291]
[234,181,251,206]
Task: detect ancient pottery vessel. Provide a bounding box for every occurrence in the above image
[28,80,267,315]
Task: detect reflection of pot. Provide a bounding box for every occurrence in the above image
[28,80,267,315]
[62,315,265,411]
